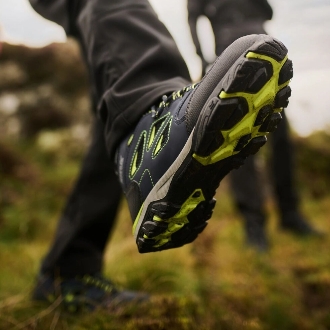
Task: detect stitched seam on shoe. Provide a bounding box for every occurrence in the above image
[129,130,147,179]
[146,113,170,152]
[138,169,155,187]
[152,116,173,159]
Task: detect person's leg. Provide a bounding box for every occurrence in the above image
[213,22,266,56]
[32,119,147,310]
[72,0,192,157]
[30,0,191,160]
[53,0,291,253]
[29,0,189,309]
[76,1,294,252]
[213,21,270,251]
[30,0,293,254]
[269,112,298,213]
[229,156,269,250]
[39,119,122,278]
[269,112,321,235]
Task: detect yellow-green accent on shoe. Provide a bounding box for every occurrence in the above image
[193,53,290,166]
[139,189,205,247]
[154,135,163,156]
[127,134,134,146]
[132,203,144,235]
[130,152,139,177]
[148,126,156,148]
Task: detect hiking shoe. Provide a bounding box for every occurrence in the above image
[32,273,149,312]
[116,34,293,253]
[280,210,324,237]
[244,211,270,252]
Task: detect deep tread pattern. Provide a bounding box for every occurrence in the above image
[141,221,168,238]
[259,113,282,133]
[235,134,252,151]
[137,199,216,253]
[151,202,180,219]
[240,136,267,156]
[255,39,287,62]
[134,36,293,253]
[195,131,224,157]
[222,98,249,130]
[195,97,249,156]
[206,98,239,130]
[275,86,291,108]
[254,105,273,126]
[226,59,273,93]
[279,59,293,85]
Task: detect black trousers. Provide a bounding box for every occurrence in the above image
[229,112,299,224]
[29,0,191,277]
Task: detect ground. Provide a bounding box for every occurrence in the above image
[0,133,329,330]
[0,41,329,330]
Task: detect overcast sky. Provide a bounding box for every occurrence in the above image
[1,0,330,136]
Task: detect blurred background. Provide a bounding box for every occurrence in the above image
[0,0,330,329]
[1,0,330,135]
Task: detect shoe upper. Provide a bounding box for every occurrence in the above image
[116,84,199,221]
[32,273,149,312]
[281,210,323,236]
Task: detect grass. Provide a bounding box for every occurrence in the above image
[0,134,329,329]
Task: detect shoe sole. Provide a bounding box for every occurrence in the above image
[133,36,293,253]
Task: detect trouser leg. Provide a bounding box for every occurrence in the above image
[30,0,191,157]
[29,0,192,276]
[229,152,269,250]
[269,111,299,215]
[269,114,320,235]
[230,112,298,221]
[214,22,266,55]
[40,119,122,278]
[229,155,267,227]
[77,0,191,157]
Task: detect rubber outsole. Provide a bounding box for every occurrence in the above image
[134,37,293,253]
